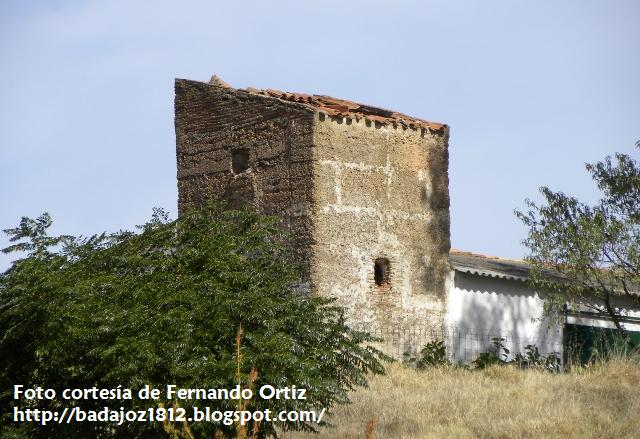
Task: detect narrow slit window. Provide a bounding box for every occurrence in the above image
[232,149,249,174]
[374,258,390,286]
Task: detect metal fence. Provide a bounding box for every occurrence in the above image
[356,325,564,365]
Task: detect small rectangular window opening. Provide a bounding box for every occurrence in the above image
[374,257,390,286]
[232,149,249,174]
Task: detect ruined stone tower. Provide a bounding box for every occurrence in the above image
[175,76,451,355]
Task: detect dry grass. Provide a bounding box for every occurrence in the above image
[287,360,640,439]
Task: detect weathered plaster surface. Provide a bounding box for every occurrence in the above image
[311,114,451,348]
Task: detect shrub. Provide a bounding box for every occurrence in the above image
[416,340,449,369]
[472,337,510,370]
[0,203,389,438]
[514,345,561,373]
[472,338,561,372]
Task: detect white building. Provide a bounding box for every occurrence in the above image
[445,250,640,364]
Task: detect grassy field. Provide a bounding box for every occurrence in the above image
[287,359,640,439]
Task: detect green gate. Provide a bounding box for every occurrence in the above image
[564,323,640,364]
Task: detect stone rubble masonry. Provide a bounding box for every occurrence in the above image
[174,77,451,356]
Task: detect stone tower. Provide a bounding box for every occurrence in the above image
[175,76,451,355]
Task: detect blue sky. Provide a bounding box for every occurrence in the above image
[1,0,639,270]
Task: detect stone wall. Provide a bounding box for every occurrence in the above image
[310,114,451,348]
[174,79,316,284]
[174,78,451,356]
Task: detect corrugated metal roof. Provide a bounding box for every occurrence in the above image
[449,250,640,297]
[209,75,448,134]
[449,250,531,282]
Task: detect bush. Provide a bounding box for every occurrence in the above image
[472,338,561,372]
[514,345,561,373]
[416,340,449,369]
[0,203,389,438]
[472,337,510,370]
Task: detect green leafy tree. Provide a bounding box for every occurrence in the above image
[0,203,388,438]
[516,142,640,334]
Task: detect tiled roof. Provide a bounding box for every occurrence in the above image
[209,75,447,133]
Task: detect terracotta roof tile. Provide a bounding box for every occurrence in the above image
[208,75,447,133]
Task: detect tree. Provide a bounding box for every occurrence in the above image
[0,203,388,439]
[516,142,640,335]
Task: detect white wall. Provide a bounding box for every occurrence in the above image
[567,296,640,332]
[445,271,564,362]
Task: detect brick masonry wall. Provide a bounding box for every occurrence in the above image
[174,79,316,285]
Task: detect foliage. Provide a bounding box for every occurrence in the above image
[471,338,560,372]
[513,345,561,373]
[515,142,640,334]
[416,340,449,369]
[565,323,640,367]
[0,202,389,438]
[472,337,510,369]
[412,337,560,372]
